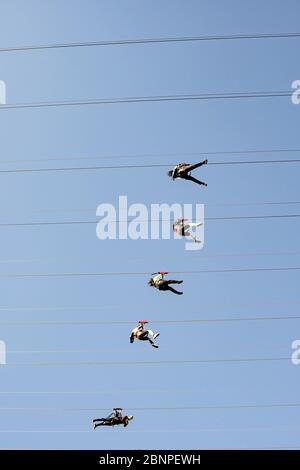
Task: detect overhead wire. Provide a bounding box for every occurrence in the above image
[1,32,300,53]
[0,356,292,366]
[1,314,300,327]
[0,90,293,111]
[0,426,300,436]
[0,402,298,411]
[1,251,300,266]
[0,388,201,394]
[0,266,299,279]
[0,213,300,229]
[1,147,300,165]
[35,201,300,215]
[0,298,299,312]
[0,159,298,175]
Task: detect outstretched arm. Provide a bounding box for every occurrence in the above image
[130,333,135,343]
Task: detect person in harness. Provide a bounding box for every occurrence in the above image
[168,160,208,186]
[93,408,133,429]
[148,272,183,295]
[173,218,203,243]
[130,320,160,349]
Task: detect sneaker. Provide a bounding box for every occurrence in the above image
[152,344,159,348]
[203,159,208,165]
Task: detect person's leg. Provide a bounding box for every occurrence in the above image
[93,419,104,429]
[147,329,159,340]
[167,285,183,295]
[185,160,208,172]
[139,331,149,341]
[184,175,207,186]
[187,231,201,243]
[147,337,158,348]
[168,280,183,284]
[146,329,159,347]
[189,222,203,228]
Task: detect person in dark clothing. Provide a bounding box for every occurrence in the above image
[168,160,208,186]
[148,272,183,295]
[93,408,133,429]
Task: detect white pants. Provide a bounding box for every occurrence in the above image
[146,329,155,340]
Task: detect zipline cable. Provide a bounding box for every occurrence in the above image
[34,202,300,215]
[1,250,300,265]
[1,213,300,229]
[0,298,298,312]
[0,90,293,111]
[0,266,300,279]
[0,159,298,174]
[2,147,300,165]
[0,356,293,366]
[2,314,300,327]
[1,32,300,53]
[0,402,298,411]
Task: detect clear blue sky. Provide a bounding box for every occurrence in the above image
[0,0,299,450]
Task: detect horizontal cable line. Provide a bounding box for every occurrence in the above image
[0,306,116,312]
[0,159,298,174]
[0,402,298,411]
[0,267,299,280]
[0,299,298,313]
[0,90,292,111]
[1,32,300,53]
[1,213,300,228]
[36,201,300,215]
[0,425,300,436]
[0,445,299,450]
[4,346,130,355]
[214,447,300,450]
[204,201,300,207]
[5,346,133,355]
[0,388,195,395]
[1,251,300,266]
[2,315,300,327]
[2,148,300,165]
[2,356,291,366]
[199,201,300,207]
